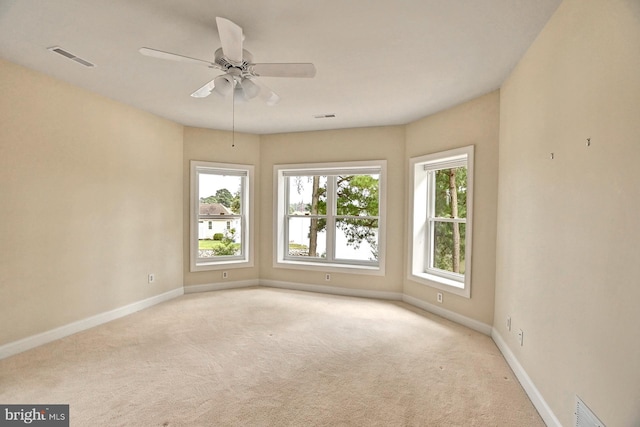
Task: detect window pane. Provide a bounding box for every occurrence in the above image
[336,174,379,216]
[335,218,378,261]
[198,221,242,258]
[431,221,466,274]
[287,176,327,215]
[199,173,243,214]
[433,167,467,219]
[287,217,326,259]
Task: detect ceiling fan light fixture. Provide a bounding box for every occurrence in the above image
[265,93,280,106]
[212,74,233,96]
[233,86,248,104]
[240,78,260,99]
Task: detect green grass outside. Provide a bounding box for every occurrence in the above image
[288,243,308,250]
[199,240,224,250]
[199,240,242,253]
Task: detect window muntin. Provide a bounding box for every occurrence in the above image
[275,161,386,274]
[190,161,253,271]
[409,147,473,297]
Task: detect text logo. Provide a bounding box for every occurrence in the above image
[0,405,68,426]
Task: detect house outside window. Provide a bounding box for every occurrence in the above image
[274,160,386,275]
[190,161,254,271]
[408,146,474,297]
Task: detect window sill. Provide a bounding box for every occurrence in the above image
[191,259,252,273]
[275,259,384,276]
[409,271,469,298]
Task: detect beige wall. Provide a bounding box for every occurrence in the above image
[0,59,183,346]
[259,126,406,293]
[404,91,500,326]
[495,0,640,425]
[182,127,261,288]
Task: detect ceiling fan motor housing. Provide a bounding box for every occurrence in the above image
[214,47,253,72]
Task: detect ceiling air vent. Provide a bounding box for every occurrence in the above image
[47,46,95,67]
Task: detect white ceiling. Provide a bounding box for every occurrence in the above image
[0,0,561,134]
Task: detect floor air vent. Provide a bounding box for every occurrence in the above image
[576,395,605,427]
[47,46,95,67]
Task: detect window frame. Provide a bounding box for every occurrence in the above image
[274,160,386,275]
[190,160,254,272]
[408,146,474,298]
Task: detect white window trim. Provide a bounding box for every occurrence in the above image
[190,160,254,272]
[273,160,386,276]
[408,146,474,298]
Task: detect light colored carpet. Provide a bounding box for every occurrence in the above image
[0,287,543,426]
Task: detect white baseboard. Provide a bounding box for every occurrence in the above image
[402,294,493,335]
[491,328,561,427]
[260,279,404,301]
[183,279,260,294]
[0,287,184,360]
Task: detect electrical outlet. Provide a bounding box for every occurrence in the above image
[222,271,228,279]
[437,292,443,303]
[517,329,524,346]
[507,316,511,331]
[148,273,155,284]
[325,273,331,281]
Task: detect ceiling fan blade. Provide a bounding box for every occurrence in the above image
[139,47,217,68]
[216,17,244,64]
[251,63,316,78]
[190,79,216,98]
[253,78,281,106]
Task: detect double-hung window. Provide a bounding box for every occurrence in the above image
[190,161,254,271]
[275,160,386,274]
[409,146,473,297]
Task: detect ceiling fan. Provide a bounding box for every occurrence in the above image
[139,17,316,106]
